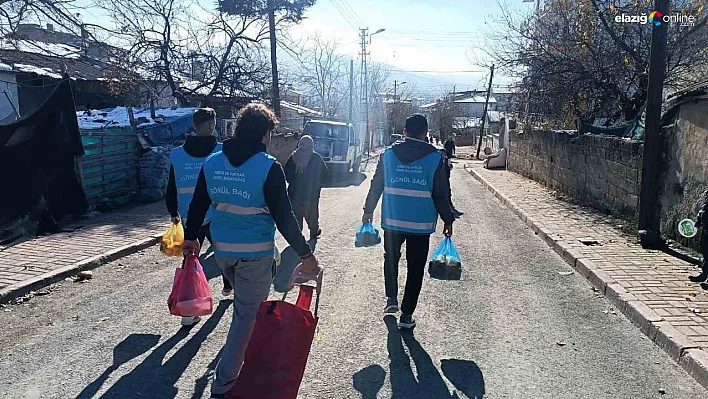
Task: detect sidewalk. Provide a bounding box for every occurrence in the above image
[464,162,708,389]
[0,201,167,303]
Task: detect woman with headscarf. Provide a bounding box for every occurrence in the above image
[284,135,329,241]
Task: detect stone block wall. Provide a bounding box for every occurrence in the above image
[267,133,298,165]
[508,129,643,220]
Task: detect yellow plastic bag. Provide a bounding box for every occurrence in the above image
[160,223,184,257]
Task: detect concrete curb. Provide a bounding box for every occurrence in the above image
[0,234,163,304]
[465,165,708,390]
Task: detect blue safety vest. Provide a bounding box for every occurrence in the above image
[381,146,440,234]
[202,151,276,259]
[170,143,222,226]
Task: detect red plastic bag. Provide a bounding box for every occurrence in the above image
[167,255,214,317]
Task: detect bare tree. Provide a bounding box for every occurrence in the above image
[95,0,271,105]
[480,0,707,128]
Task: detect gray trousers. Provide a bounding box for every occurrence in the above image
[211,255,274,395]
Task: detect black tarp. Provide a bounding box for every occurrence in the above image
[0,79,88,244]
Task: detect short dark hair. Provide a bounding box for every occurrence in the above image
[235,103,278,142]
[405,114,428,138]
[193,108,216,128]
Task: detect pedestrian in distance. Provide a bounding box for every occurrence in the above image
[444,134,456,159]
[362,114,454,329]
[441,148,464,219]
[182,103,320,399]
[166,107,231,326]
[284,135,329,241]
[688,189,708,286]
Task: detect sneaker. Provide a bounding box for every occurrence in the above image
[384,297,399,314]
[398,314,416,329]
[688,272,708,283]
[181,316,201,326]
[221,288,233,297]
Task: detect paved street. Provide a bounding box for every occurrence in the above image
[0,160,706,398]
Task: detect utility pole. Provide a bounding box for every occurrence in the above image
[638,0,669,249]
[359,28,369,155]
[476,64,495,159]
[268,0,280,116]
[349,59,354,122]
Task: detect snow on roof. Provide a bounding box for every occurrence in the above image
[77,106,196,130]
[455,95,497,103]
[13,63,62,78]
[0,39,82,59]
[307,119,349,126]
[282,100,320,116]
[420,102,438,108]
[0,61,11,71]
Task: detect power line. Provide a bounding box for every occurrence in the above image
[337,0,365,27]
[328,0,359,31]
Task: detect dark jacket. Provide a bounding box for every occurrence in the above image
[364,138,455,227]
[184,138,313,258]
[697,190,708,254]
[165,135,219,218]
[444,138,456,159]
[284,152,329,205]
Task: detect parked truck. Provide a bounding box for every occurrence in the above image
[303,119,364,174]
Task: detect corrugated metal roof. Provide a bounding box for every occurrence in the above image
[455,95,497,103]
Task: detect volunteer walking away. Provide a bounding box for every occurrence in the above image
[182,103,320,399]
[285,135,329,241]
[166,107,231,326]
[362,114,454,329]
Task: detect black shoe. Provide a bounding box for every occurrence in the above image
[688,272,708,283]
[398,314,416,329]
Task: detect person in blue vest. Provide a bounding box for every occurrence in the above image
[182,103,320,399]
[166,108,231,326]
[362,114,454,329]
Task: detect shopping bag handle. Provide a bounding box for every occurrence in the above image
[286,264,324,317]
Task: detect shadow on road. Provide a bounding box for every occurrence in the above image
[74,333,161,399]
[324,172,367,188]
[369,315,485,399]
[76,301,230,399]
[352,364,386,399]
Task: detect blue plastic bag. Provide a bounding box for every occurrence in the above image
[355,222,382,247]
[428,237,462,280]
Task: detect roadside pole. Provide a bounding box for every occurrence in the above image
[476,64,495,159]
[638,0,669,249]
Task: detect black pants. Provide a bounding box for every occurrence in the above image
[293,202,320,239]
[700,231,708,273]
[384,230,430,315]
[196,223,232,291]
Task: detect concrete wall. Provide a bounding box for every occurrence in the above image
[659,100,708,250]
[508,129,643,219]
[267,133,298,166]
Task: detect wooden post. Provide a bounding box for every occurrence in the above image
[476,64,495,159]
[349,59,354,122]
[638,0,669,248]
[127,106,136,130]
[268,0,281,117]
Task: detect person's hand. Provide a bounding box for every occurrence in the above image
[443,223,453,237]
[182,240,200,257]
[171,215,181,225]
[299,254,321,275]
[362,213,373,224]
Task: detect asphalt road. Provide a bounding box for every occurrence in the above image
[0,158,705,399]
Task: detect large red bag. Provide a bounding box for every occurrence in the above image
[167,255,214,317]
[227,267,323,399]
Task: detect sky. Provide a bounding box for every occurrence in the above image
[289,0,534,91]
[72,0,533,95]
